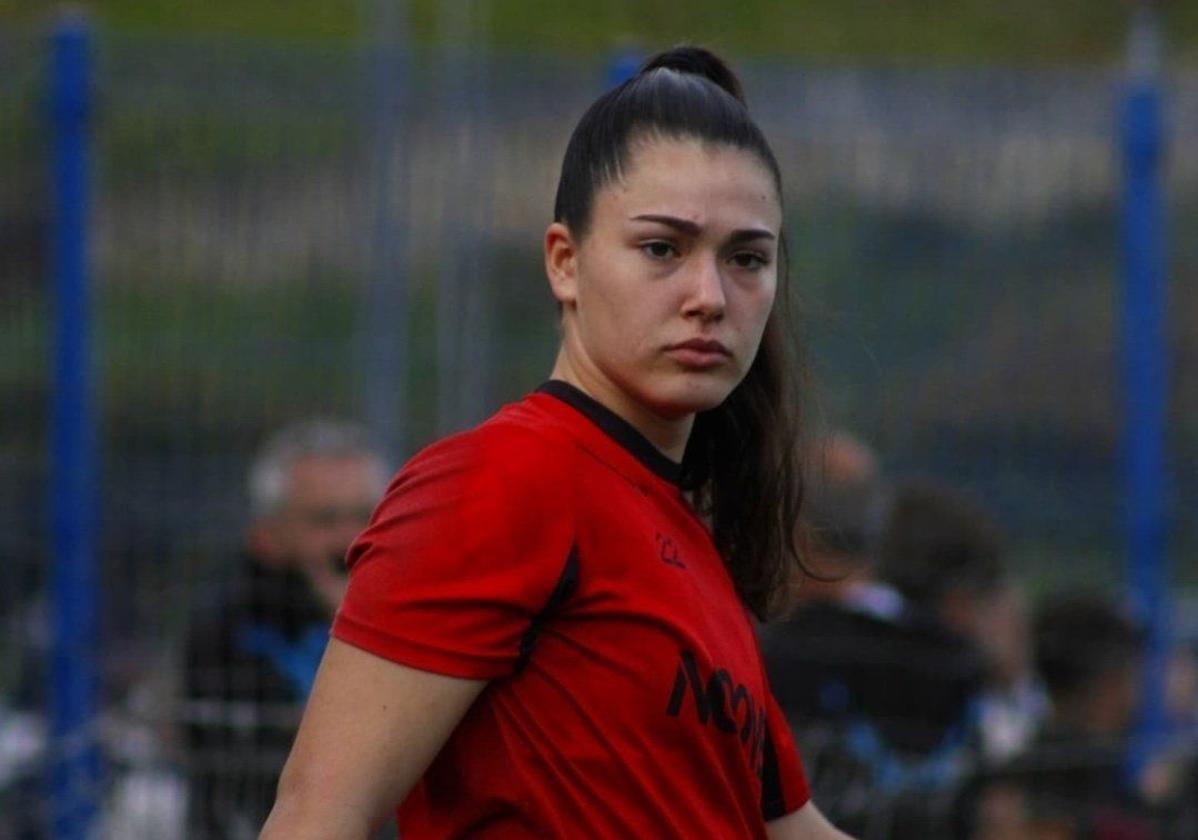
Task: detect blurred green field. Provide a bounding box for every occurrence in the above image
[2,0,1197,63]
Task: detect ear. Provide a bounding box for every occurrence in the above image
[544,222,579,307]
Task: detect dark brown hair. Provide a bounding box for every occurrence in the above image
[552,46,808,619]
[876,481,1005,609]
[1033,594,1145,701]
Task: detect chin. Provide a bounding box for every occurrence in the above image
[648,374,736,418]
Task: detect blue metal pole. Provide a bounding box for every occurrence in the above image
[605,48,642,89]
[360,0,408,466]
[1120,3,1169,783]
[47,11,100,838]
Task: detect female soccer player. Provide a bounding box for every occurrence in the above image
[261,46,851,839]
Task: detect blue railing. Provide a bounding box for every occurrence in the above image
[1120,3,1171,785]
[47,12,100,839]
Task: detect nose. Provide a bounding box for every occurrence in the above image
[682,254,726,322]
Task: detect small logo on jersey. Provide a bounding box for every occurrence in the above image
[655,531,686,569]
[665,649,767,775]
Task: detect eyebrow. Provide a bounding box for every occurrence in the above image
[631,214,776,243]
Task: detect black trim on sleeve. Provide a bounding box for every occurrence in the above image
[515,545,580,674]
[536,380,682,486]
[760,728,788,821]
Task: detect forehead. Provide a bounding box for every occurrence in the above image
[596,136,781,230]
[285,453,382,501]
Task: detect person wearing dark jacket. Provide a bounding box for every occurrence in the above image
[956,593,1192,839]
[182,420,387,839]
[764,473,1001,838]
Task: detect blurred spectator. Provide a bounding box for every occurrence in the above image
[1158,642,1198,834]
[0,592,46,839]
[180,420,388,839]
[876,481,1046,763]
[1165,642,1198,735]
[1024,595,1150,829]
[959,593,1191,840]
[0,698,43,839]
[788,430,891,610]
[762,447,988,837]
[971,581,1048,762]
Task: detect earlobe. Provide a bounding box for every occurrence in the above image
[544,222,579,306]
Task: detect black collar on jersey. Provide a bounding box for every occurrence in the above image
[536,380,682,486]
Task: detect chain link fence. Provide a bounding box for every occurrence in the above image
[2,23,1196,838]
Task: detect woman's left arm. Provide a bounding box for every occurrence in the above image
[766,802,856,840]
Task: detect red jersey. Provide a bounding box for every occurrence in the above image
[333,381,809,838]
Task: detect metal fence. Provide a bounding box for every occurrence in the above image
[2,17,1196,839]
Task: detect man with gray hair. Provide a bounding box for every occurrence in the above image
[182,420,388,839]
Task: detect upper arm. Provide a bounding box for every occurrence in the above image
[766,802,855,840]
[260,637,485,839]
[262,428,574,838]
[333,429,577,681]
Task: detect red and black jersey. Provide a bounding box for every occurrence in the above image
[334,381,809,838]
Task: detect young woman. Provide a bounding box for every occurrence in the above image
[261,46,850,839]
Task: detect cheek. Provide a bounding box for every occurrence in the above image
[287,517,338,551]
[576,258,662,350]
[269,524,305,560]
[757,273,779,316]
[286,526,319,553]
[734,281,777,342]
[589,306,660,371]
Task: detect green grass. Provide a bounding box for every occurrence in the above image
[4,0,1197,64]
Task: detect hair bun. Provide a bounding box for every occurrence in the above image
[639,46,746,105]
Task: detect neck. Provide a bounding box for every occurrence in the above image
[549,349,692,462]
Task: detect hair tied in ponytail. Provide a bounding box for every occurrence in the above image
[638,46,746,105]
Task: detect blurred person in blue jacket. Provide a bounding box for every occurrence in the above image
[181,420,388,839]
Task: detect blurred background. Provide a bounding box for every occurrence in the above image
[2,1,1196,838]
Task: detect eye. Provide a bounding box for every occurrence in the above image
[641,240,678,261]
[729,250,769,270]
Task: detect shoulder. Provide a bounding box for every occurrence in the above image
[387,399,579,503]
[357,399,582,563]
[340,400,580,642]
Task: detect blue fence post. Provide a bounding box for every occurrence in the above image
[1120,3,1169,784]
[361,0,408,466]
[605,48,642,89]
[47,10,100,839]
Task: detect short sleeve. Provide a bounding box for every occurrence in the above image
[332,426,576,680]
[760,690,811,821]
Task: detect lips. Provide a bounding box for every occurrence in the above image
[670,338,731,355]
[665,338,731,369]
